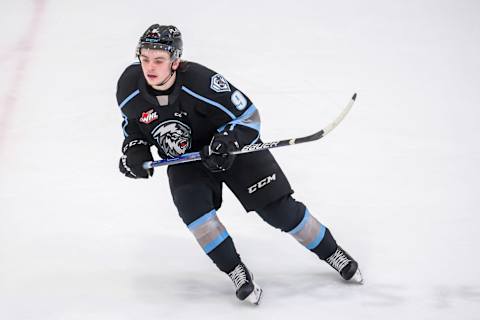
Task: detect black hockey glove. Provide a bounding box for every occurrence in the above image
[200,131,240,172]
[119,139,154,179]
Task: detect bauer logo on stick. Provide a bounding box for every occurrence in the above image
[241,141,280,152]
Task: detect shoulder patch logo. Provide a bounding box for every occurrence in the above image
[139,109,159,124]
[210,74,231,93]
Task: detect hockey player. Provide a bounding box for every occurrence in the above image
[117,24,362,305]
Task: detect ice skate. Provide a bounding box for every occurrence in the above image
[228,263,263,305]
[325,246,363,284]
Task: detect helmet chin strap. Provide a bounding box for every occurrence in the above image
[155,61,176,87]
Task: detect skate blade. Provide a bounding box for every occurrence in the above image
[246,282,263,305]
[350,268,364,284]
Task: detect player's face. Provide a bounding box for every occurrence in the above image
[139,49,175,86]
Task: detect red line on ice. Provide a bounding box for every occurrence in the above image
[0,0,47,151]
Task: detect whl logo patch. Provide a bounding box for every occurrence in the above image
[139,109,158,124]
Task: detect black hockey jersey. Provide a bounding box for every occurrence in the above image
[116,61,260,159]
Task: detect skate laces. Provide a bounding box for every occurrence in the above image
[326,248,351,272]
[228,264,248,289]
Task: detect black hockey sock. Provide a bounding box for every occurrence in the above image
[310,227,337,260]
[256,195,339,260]
[207,236,242,274]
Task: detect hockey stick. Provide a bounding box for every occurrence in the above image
[143,93,356,169]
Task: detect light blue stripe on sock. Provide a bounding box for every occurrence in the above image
[203,230,229,254]
[288,208,310,235]
[187,209,216,231]
[306,224,326,249]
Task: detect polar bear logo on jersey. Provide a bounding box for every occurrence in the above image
[151,120,192,158]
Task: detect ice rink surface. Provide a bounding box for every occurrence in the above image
[1,0,479,319]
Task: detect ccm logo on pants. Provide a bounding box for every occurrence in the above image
[248,173,276,194]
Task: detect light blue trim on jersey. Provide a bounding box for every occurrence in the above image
[226,105,261,132]
[118,89,140,137]
[181,86,261,145]
[216,105,261,144]
[121,115,129,138]
[187,209,216,231]
[306,224,326,249]
[181,86,236,120]
[216,124,227,132]
[119,89,140,109]
[250,134,260,144]
[216,105,260,132]
[203,230,229,254]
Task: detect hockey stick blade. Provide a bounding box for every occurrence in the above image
[143,93,356,169]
